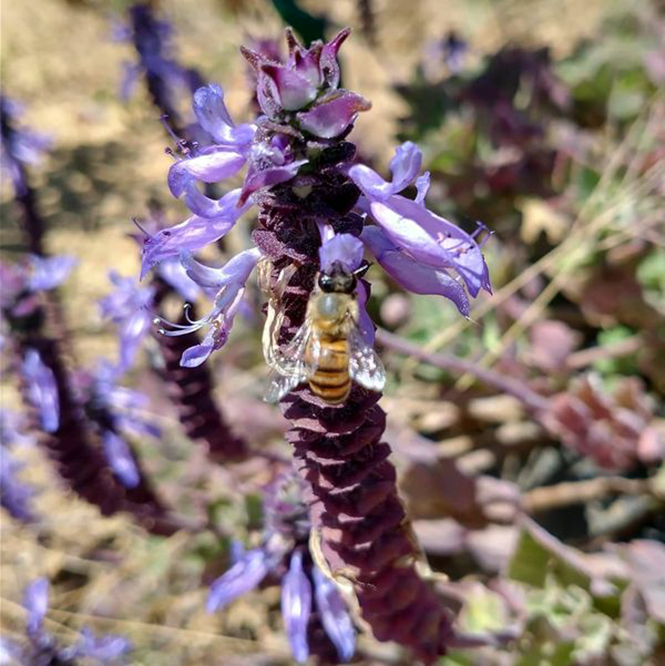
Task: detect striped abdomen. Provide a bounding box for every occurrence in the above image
[307,336,351,404]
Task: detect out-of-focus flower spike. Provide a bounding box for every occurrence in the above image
[312,566,356,663]
[22,349,59,433]
[281,550,312,664]
[207,549,270,612]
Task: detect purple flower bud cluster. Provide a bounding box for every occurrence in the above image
[0,578,131,665]
[142,28,492,662]
[207,474,355,664]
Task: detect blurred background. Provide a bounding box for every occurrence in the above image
[1,0,664,664]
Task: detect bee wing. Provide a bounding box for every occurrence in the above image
[264,368,305,403]
[271,319,320,378]
[347,321,386,392]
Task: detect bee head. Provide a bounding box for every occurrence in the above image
[318,261,356,294]
[318,261,371,294]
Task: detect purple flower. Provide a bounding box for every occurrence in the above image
[99,271,155,374]
[141,190,249,277]
[155,257,201,302]
[318,233,364,273]
[22,349,59,433]
[361,226,471,316]
[281,550,312,664]
[27,255,77,291]
[1,444,36,523]
[239,137,308,205]
[102,431,140,488]
[88,359,162,440]
[0,255,75,318]
[312,566,356,663]
[157,247,261,367]
[207,548,272,612]
[24,578,49,636]
[297,90,371,139]
[21,578,131,664]
[0,409,34,448]
[0,96,51,196]
[192,83,255,148]
[67,627,131,663]
[349,142,492,300]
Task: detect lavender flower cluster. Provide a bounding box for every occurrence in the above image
[142,27,490,368]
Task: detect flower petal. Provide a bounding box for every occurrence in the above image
[118,310,152,373]
[22,350,59,433]
[319,234,364,273]
[319,28,351,89]
[168,148,246,193]
[297,91,371,139]
[28,255,77,292]
[207,549,270,612]
[281,551,312,664]
[193,83,239,143]
[177,178,249,219]
[141,190,245,277]
[179,247,262,292]
[348,141,422,201]
[361,226,470,316]
[102,431,140,489]
[312,567,355,663]
[415,171,430,205]
[156,258,201,302]
[24,578,49,636]
[260,64,318,111]
[180,336,215,368]
[369,195,491,297]
[239,158,307,205]
[70,627,131,662]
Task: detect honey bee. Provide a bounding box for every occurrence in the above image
[264,262,385,405]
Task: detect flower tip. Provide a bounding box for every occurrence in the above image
[239,45,262,70]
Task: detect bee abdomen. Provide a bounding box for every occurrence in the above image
[309,338,351,404]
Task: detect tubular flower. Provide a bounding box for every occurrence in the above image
[349,141,492,303]
[99,271,155,374]
[156,247,261,367]
[22,349,59,433]
[150,29,492,662]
